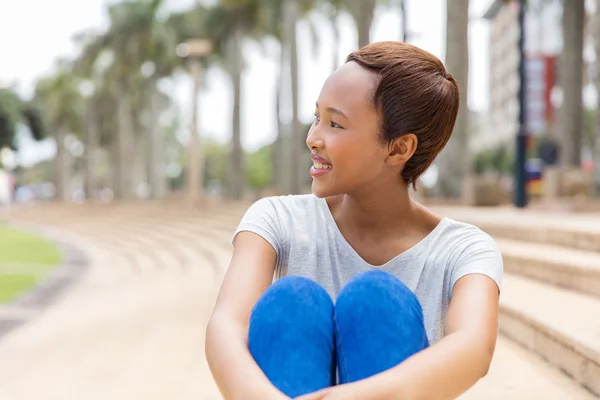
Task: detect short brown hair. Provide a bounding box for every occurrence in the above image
[346,41,460,188]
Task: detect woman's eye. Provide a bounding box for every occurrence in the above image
[330,121,343,129]
[313,113,320,123]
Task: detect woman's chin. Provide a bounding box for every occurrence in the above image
[311,180,336,198]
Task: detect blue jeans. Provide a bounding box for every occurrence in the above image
[248,270,430,398]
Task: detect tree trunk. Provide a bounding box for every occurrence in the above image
[286,0,304,194]
[115,87,134,200]
[559,0,585,168]
[594,0,600,195]
[228,30,245,200]
[54,127,68,201]
[273,46,287,192]
[186,59,203,203]
[133,117,146,197]
[84,102,98,201]
[154,92,167,199]
[400,0,407,42]
[147,83,165,200]
[330,9,341,70]
[349,0,376,48]
[435,0,470,198]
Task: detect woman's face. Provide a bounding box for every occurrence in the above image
[307,61,390,198]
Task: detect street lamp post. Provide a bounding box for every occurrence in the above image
[514,0,528,208]
[177,39,212,205]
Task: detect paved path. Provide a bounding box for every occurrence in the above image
[0,201,595,399]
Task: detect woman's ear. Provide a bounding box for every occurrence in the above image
[386,134,418,166]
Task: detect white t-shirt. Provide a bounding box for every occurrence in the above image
[233,194,503,344]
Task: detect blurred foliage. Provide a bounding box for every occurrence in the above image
[203,139,228,184]
[0,88,49,151]
[33,64,85,138]
[472,143,514,176]
[202,139,274,191]
[585,107,595,149]
[17,160,54,185]
[247,144,273,190]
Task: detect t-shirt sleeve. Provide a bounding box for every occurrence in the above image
[449,229,503,294]
[232,197,285,257]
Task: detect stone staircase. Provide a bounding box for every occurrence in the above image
[0,201,598,399]
[437,207,600,398]
[0,201,249,400]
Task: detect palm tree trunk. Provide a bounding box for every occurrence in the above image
[559,0,585,168]
[116,88,134,199]
[434,0,469,198]
[350,0,376,48]
[594,0,600,195]
[286,0,303,194]
[186,60,203,203]
[400,0,407,42]
[54,127,68,201]
[146,82,164,200]
[330,10,341,70]
[273,47,287,192]
[111,133,120,199]
[84,103,98,201]
[229,30,245,200]
[133,115,146,197]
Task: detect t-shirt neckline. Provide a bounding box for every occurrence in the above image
[315,195,450,269]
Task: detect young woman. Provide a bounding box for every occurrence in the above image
[206,41,503,400]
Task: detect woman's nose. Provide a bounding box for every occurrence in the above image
[306,125,324,150]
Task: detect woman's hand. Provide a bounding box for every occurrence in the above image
[295,383,375,400]
[295,387,335,400]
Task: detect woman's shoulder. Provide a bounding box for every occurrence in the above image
[249,194,323,214]
[439,217,497,247]
[240,194,325,230]
[433,217,502,271]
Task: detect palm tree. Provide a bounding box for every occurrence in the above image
[265,0,322,194]
[434,0,470,198]
[33,62,84,202]
[0,88,47,154]
[559,0,585,168]
[174,0,274,199]
[332,0,378,49]
[75,0,176,200]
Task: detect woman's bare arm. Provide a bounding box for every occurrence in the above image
[205,231,289,400]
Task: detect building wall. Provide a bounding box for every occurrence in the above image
[477,1,521,150]
[473,0,565,151]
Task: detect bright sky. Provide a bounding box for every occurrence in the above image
[0,0,493,166]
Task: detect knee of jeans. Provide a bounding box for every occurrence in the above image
[250,276,334,330]
[336,270,424,321]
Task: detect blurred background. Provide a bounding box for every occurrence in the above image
[1,0,594,207]
[1,0,600,399]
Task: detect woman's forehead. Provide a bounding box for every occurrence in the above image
[319,62,377,107]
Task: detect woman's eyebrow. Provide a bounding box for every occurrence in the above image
[315,102,349,119]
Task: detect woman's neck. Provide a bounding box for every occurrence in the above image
[326,180,440,241]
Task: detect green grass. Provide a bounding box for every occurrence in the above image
[0,225,62,304]
[0,226,62,265]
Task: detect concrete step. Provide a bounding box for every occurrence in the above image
[434,206,600,253]
[499,273,600,396]
[0,220,234,399]
[485,223,600,254]
[498,239,600,298]
[460,336,596,399]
